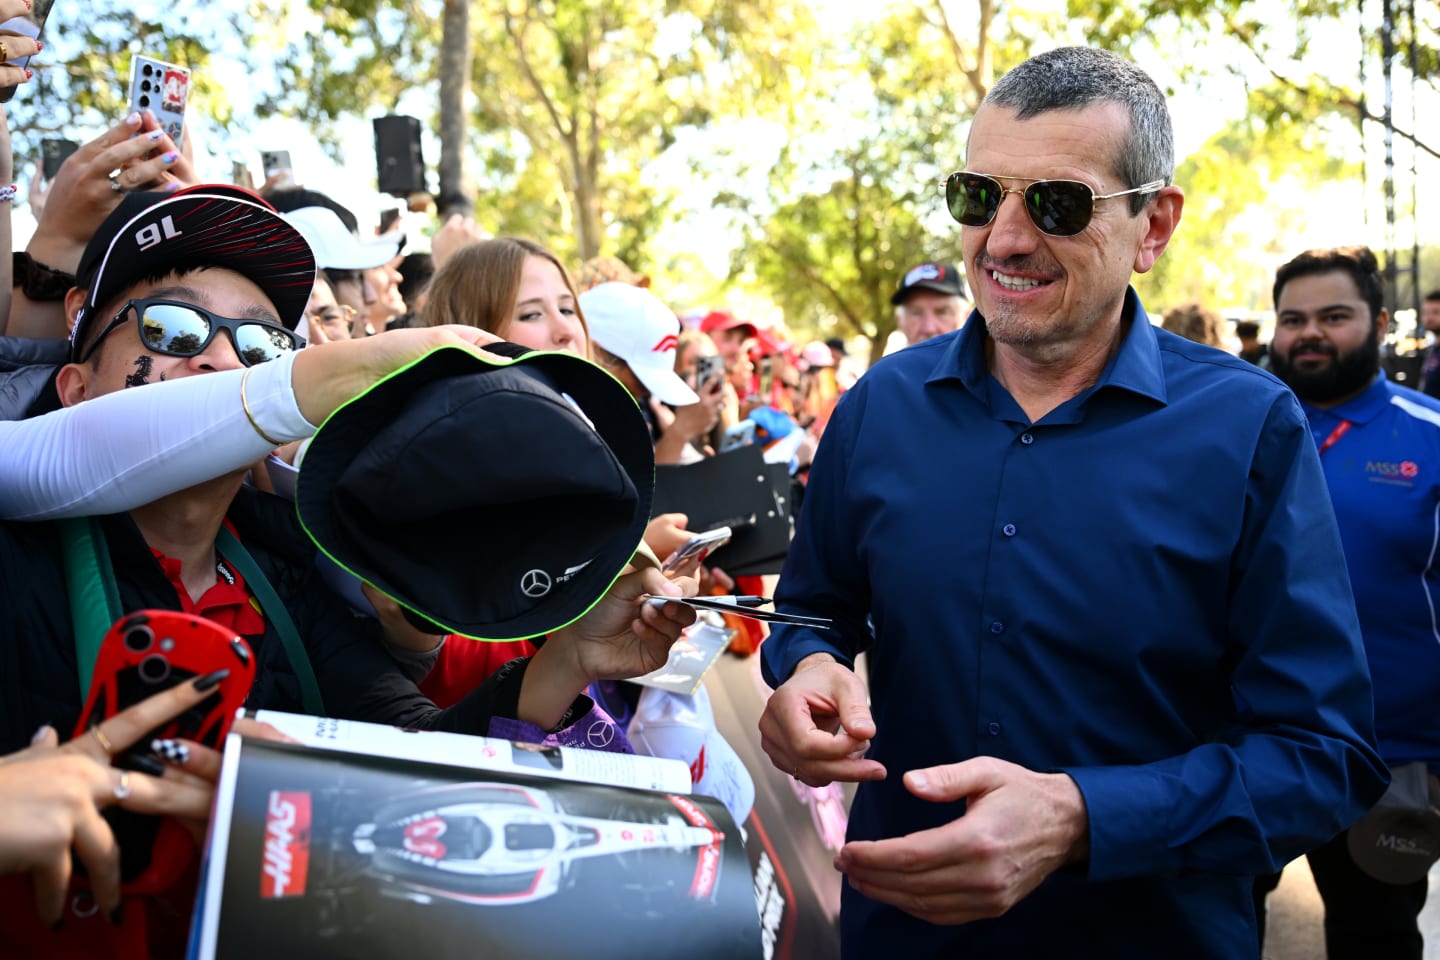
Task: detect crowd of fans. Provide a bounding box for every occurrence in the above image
[0,37,1436,960]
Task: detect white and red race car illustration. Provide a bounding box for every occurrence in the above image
[349,782,727,907]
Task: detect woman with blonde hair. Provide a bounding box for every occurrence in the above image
[421,237,589,357]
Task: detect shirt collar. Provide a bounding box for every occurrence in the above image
[1300,370,1391,425]
[926,286,1168,409]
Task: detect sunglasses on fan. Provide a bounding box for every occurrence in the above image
[79,298,304,366]
[943,172,1165,237]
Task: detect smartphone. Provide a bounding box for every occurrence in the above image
[129,54,189,150]
[260,149,292,179]
[41,137,80,180]
[0,0,54,103]
[719,420,756,453]
[694,354,724,391]
[661,526,734,574]
[74,610,255,888]
[758,356,775,397]
[378,207,401,234]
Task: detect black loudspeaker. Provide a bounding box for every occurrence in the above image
[373,115,426,197]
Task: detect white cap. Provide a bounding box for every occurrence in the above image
[281,206,402,271]
[578,282,700,406]
[627,684,755,825]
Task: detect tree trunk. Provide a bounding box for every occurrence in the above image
[437,0,472,220]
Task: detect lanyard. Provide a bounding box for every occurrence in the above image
[1317,419,1352,456]
[61,516,324,714]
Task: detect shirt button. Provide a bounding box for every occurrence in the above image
[990,621,1004,634]
[1020,432,1034,445]
[987,721,1002,736]
[1002,523,1017,537]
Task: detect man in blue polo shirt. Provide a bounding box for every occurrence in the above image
[1254,246,1440,960]
[757,47,1387,958]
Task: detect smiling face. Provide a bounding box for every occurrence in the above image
[962,102,1180,362]
[1270,270,1386,407]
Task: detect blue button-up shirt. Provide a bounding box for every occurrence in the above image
[764,290,1387,958]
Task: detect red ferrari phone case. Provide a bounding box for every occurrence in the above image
[73,609,256,890]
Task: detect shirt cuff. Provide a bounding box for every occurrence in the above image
[246,351,317,442]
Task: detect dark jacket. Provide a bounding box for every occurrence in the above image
[0,335,64,420]
[0,486,526,753]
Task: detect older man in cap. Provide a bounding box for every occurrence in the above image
[892,260,969,346]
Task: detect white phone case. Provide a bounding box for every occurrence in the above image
[129,55,190,150]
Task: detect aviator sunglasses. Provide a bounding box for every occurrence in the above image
[79,298,304,366]
[943,172,1165,237]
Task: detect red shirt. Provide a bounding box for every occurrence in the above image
[420,636,536,708]
[150,522,266,636]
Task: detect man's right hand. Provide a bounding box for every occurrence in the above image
[759,653,886,786]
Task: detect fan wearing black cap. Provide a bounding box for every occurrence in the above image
[0,186,698,871]
[891,260,969,346]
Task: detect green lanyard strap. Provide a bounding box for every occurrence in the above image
[216,527,325,715]
[59,517,121,700]
[60,517,325,716]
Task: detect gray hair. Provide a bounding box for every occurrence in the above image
[983,47,1173,214]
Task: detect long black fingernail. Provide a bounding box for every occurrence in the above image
[108,903,124,926]
[192,669,229,692]
[127,754,166,777]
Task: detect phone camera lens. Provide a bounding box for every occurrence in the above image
[138,654,171,685]
[142,64,153,76]
[141,80,152,92]
[123,625,155,653]
[139,95,150,108]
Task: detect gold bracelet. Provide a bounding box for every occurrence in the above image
[240,367,285,447]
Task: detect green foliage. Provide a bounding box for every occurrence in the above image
[6,3,251,162]
[1137,83,1360,311]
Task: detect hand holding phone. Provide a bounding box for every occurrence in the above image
[73,610,254,889]
[128,54,189,151]
[661,526,733,574]
[694,354,725,392]
[0,0,53,103]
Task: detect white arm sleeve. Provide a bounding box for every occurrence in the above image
[0,352,317,520]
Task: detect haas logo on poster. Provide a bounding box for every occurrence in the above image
[260,790,312,898]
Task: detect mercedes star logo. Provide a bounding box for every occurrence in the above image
[520,569,552,598]
[587,720,616,748]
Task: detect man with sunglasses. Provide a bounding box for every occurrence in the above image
[759,47,1385,957]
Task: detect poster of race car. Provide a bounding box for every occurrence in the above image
[704,652,857,960]
[193,739,761,959]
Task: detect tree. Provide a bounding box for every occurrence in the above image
[723,1,1056,359]
[1136,84,1361,312]
[436,0,472,219]
[262,0,818,265]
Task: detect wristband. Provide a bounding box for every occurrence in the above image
[0,185,16,203]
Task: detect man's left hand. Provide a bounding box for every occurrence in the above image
[834,756,1089,925]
